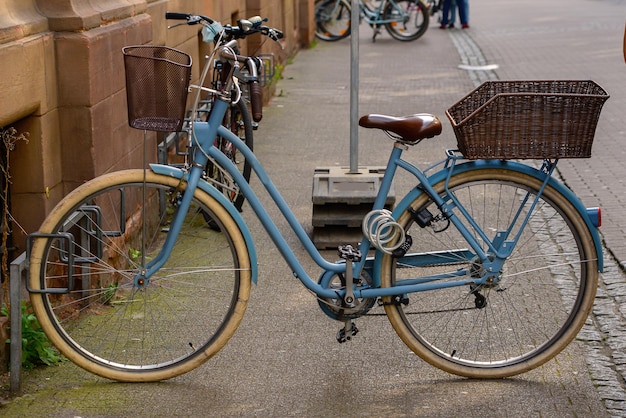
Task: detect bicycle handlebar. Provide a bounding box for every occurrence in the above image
[166,12,283,122]
[165,12,213,25]
[165,12,284,41]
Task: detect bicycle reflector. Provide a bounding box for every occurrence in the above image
[587,207,601,228]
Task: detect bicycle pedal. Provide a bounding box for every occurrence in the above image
[394,295,409,306]
[337,244,362,262]
[336,322,359,343]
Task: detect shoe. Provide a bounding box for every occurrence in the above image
[448,23,455,28]
[462,23,470,29]
[439,24,447,29]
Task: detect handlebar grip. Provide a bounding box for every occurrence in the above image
[165,12,190,20]
[249,81,263,122]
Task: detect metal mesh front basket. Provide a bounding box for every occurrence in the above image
[123,46,192,132]
[446,80,609,159]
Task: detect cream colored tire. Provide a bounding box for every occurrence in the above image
[29,169,252,382]
[381,168,598,378]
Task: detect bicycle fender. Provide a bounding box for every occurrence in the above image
[148,163,259,284]
[390,159,604,272]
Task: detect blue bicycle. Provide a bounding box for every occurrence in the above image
[27,13,608,382]
[315,0,430,42]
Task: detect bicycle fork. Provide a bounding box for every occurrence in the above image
[135,121,222,286]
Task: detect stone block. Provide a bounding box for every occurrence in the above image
[312,166,394,205]
[55,16,152,108]
[0,33,55,126]
[58,106,95,183]
[91,99,116,174]
[146,1,166,46]
[311,166,395,250]
[93,88,158,175]
[298,0,315,46]
[40,33,59,117]
[0,0,48,43]
[123,14,152,47]
[312,226,364,250]
[11,190,60,250]
[54,34,91,107]
[10,110,63,195]
[36,0,146,32]
[91,0,143,22]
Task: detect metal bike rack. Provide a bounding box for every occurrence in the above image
[12,205,111,393]
[257,53,276,87]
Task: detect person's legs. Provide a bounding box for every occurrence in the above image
[457,0,469,27]
[448,0,457,27]
[440,0,453,27]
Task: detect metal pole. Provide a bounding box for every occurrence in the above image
[348,0,359,173]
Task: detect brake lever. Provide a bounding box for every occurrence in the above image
[267,28,285,47]
[167,21,188,29]
[167,15,203,29]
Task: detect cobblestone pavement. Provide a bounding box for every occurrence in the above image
[1,0,625,416]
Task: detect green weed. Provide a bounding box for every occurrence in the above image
[1,301,63,370]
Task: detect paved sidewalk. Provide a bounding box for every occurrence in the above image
[2,0,625,416]
[459,1,626,416]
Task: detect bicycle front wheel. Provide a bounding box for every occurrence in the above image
[384,0,430,41]
[29,169,252,382]
[315,0,352,41]
[381,168,598,378]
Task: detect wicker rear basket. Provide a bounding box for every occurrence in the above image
[123,46,192,132]
[446,80,609,159]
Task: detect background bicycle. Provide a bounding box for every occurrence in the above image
[426,0,443,23]
[315,0,430,42]
[161,15,277,213]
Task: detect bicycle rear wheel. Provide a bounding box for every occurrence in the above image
[381,168,598,378]
[384,0,429,41]
[28,169,252,382]
[315,0,352,41]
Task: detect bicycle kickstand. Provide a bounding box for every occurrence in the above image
[371,25,382,43]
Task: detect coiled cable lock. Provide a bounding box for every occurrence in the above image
[362,209,405,255]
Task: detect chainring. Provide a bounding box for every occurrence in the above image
[317,270,377,320]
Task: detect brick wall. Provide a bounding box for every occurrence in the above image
[0,0,314,255]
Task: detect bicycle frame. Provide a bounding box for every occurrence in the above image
[359,0,410,26]
[143,96,604,303]
[321,0,413,26]
[24,11,608,384]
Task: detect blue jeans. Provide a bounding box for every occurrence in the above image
[441,0,468,25]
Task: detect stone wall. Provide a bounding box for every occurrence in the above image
[0,0,314,256]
